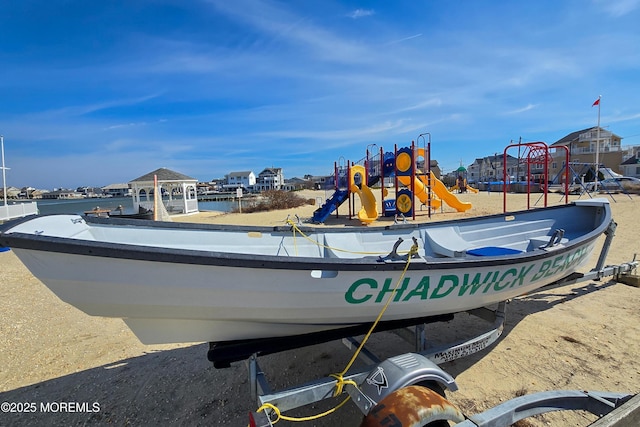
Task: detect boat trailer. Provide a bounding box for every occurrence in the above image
[242,224,638,426]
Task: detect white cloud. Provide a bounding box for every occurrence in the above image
[383,33,423,46]
[504,104,538,115]
[594,0,639,17]
[347,9,375,19]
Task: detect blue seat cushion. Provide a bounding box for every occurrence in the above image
[467,246,522,257]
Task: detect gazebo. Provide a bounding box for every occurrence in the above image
[129,168,199,215]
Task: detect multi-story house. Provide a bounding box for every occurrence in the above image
[467,154,519,184]
[549,127,624,181]
[620,147,640,179]
[254,168,284,192]
[225,171,256,190]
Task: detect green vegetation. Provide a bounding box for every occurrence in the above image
[233,190,312,213]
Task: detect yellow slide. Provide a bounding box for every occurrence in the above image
[429,171,472,211]
[397,175,442,209]
[465,185,479,193]
[411,148,471,212]
[450,181,479,194]
[398,172,472,212]
[349,165,378,224]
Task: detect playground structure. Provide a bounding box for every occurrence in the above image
[449,166,479,194]
[312,139,626,224]
[502,141,570,212]
[501,141,632,210]
[312,140,473,224]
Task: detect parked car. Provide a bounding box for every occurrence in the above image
[587,176,640,192]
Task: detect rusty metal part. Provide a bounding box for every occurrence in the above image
[360,385,465,427]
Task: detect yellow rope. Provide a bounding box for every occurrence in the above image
[253,239,419,423]
[256,396,352,424]
[285,219,411,256]
[292,221,298,256]
[333,242,418,387]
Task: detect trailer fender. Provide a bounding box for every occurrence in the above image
[350,352,457,414]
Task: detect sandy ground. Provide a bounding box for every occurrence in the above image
[1,190,639,426]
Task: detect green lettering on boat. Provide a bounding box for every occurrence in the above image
[545,254,565,278]
[532,260,552,281]
[459,271,494,296]
[375,277,411,303]
[345,278,376,304]
[483,271,500,293]
[509,264,535,288]
[402,276,430,301]
[394,277,411,302]
[494,268,517,291]
[431,275,458,299]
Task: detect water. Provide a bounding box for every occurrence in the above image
[197,200,235,213]
[36,197,235,215]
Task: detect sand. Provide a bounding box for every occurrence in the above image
[1,190,639,426]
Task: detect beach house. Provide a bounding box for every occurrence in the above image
[254,168,284,192]
[467,154,519,185]
[102,183,132,198]
[620,148,640,179]
[548,127,624,182]
[225,171,256,191]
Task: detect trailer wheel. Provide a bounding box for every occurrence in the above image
[416,380,446,398]
[360,385,465,427]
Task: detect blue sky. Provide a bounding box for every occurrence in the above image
[1,0,639,189]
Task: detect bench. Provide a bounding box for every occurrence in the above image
[423,226,471,257]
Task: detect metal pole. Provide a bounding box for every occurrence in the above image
[411,140,416,221]
[380,147,384,215]
[1,135,7,207]
[594,95,601,190]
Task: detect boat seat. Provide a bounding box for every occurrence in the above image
[323,233,369,259]
[424,227,471,257]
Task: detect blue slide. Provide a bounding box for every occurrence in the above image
[311,153,395,224]
[311,189,349,224]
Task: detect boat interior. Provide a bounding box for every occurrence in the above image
[81,212,575,260]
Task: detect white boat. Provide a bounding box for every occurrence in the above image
[0,199,612,351]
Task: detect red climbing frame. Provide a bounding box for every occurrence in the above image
[503,142,570,212]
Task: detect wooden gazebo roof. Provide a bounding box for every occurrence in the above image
[130,168,197,183]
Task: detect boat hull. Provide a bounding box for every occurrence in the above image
[11,237,596,344]
[1,199,611,344]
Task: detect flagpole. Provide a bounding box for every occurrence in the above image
[1,135,7,207]
[594,95,601,189]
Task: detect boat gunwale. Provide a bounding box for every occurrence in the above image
[0,202,612,272]
[85,201,593,234]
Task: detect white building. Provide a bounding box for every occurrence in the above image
[254,168,284,191]
[225,171,256,190]
[467,154,519,183]
[620,149,640,178]
[102,183,132,197]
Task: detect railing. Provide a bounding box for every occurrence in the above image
[0,202,38,221]
[139,199,199,214]
[185,199,198,213]
[578,130,613,141]
[576,145,619,154]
